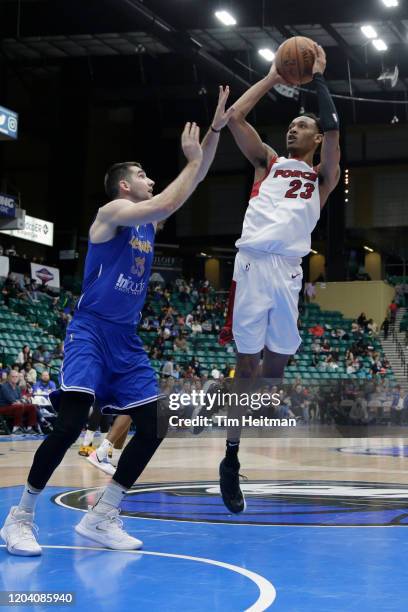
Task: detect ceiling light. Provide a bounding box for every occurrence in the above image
[258,48,275,62]
[361,25,378,39]
[215,10,237,26]
[364,245,374,252]
[381,0,398,7]
[372,38,388,51]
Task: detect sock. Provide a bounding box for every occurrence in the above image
[18,483,42,513]
[92,480,127,514]
[96,438,113,461]
[111,448,121,467]
[83,429,95,447]
[225,440,240,467]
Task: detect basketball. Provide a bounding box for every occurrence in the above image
[275,36,316,85]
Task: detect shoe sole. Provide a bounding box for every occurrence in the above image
[87,454,115,476]
[0,528,42,556]
[75,522,143,550]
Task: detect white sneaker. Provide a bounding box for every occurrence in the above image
[75,508,143,550]
[87,451,115,476]
[0,507,42,556]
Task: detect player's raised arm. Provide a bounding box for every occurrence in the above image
[228,64,286,168]
[195,86,235,183]
[312,44,341,208]
[97,123,203,228]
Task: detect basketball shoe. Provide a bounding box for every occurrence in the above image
[0,507,42,556]
[75,507,142,550]
[78,444,96,457]
[87,450,115,476]
[219,459,246,514]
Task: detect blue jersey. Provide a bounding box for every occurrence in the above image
[76,224,155,326]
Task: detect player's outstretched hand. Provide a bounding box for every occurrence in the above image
[312,43,326,75]
[181,122,202,163]
[212,86,235,130]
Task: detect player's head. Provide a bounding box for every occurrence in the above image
[286,113,323,156]
[104,162,155,202]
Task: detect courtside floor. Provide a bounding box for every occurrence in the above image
[1,434,408,611]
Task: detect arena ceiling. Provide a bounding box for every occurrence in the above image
[1,0,408,102]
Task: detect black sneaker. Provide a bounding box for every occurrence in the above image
[219,458,246,514]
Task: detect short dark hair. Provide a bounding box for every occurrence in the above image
[104,161,143,199]
[300,112,323,134]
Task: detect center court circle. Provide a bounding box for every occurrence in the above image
[54,480,408,527]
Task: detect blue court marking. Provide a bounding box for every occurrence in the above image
[1,484,408,611]
[338,445,408,457]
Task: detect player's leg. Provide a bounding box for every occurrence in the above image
[87,415,131,475]
[75,400,167,550]
[1,391,93,556]
[262,348,290,379]
[219,251,270,513]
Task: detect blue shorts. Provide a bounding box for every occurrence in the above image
[51,312,159,414]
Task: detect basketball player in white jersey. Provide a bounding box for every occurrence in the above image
[219,44,341,513]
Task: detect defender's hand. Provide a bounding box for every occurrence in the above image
[312,43,327,75]
[211,86,235,131]
[181,122,202,163]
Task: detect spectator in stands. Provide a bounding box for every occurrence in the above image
[309,323,324,337]
[357,312,368,329]
[189,356,201,376]
[201,319,213,333]
[16,345,32,366]
[381,317,390,340]
[22,361,37,384]
[367,319,378,336]
[304,282,316,303]
[51,342,64,360]
[388,301,398,325]
[0,371,38,434]
[191,318,202,335]
[210,365,221,380]
[162,357,175,378]
[173,333,189,353]
[291,384,308,421]
[321,339,331,353]
[32,370,56,396]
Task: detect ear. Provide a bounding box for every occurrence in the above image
[314,133,323,147]
[119,179,130,193]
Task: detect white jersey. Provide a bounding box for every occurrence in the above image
[236,156,321,257]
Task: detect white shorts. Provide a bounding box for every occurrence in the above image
[232,249,303,355]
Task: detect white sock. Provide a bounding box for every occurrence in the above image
[83,429,95,447]
[96,438,113,461]
[92,480,127,514]
[111,449,122,467]
[18,483,42,513]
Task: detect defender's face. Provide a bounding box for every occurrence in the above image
[286,116,322,155]
[119,166,155,201]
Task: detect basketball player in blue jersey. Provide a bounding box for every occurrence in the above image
[1,87,235,555]
[218,45,341,513]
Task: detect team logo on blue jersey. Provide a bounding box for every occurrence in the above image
[54,480,408,526]
[131,256,145,277]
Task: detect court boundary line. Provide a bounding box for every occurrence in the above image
[0,544,276,612]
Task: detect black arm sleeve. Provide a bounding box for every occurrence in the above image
[313,73,339,132]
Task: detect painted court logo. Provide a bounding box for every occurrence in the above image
[54,480,408,527]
